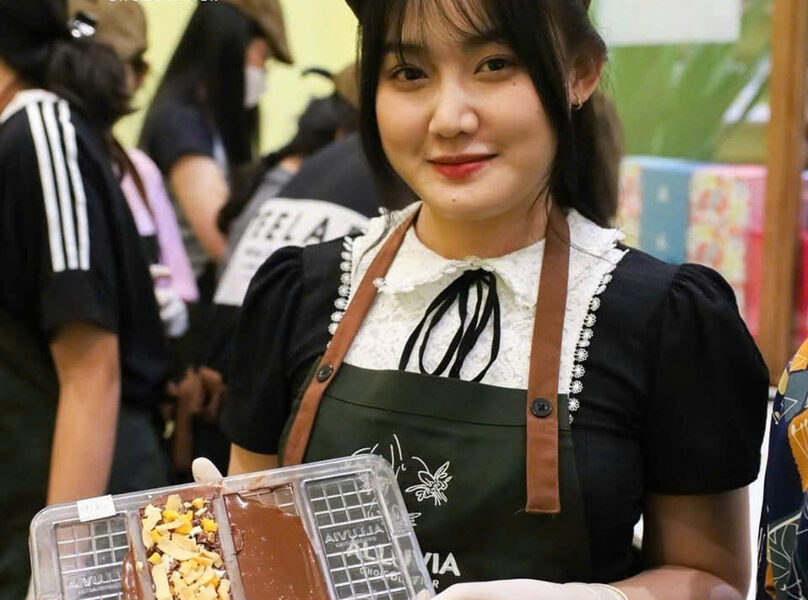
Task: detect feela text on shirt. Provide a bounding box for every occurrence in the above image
[247,207,333,245]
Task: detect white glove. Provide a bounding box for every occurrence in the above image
[433,580,628,600]
[192,457,224,483]
[154,286,188,338]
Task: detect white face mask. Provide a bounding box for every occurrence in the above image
[244,66,267,108]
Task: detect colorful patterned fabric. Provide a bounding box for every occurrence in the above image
[759,339,808,598]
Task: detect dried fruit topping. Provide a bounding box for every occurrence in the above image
[139,495,229,600]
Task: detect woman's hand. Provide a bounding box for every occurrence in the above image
[435,580,565,600]
[154,286,189,338]
[434,580,626,600]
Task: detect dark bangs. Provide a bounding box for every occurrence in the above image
[356,0,617,226]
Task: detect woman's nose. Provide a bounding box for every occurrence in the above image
[427,80,480,139]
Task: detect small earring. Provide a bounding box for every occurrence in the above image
[572,96,584,111]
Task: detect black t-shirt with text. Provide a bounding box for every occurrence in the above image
[200,135,382,374]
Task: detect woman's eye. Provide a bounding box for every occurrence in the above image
[392,66,426,82]
[478,57,514,73]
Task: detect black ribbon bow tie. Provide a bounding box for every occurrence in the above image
[399,269,501,382]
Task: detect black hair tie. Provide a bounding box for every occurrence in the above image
[399,269,501,382]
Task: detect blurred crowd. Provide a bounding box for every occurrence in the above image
[0,1,381,596]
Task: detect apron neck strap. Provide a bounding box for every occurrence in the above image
[282,209,419,465]
[284,204,570,516]
[525,203,569,514]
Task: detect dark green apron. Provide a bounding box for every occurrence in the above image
[280,205,592,589]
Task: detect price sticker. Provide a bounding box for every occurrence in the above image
[77,495,116,523]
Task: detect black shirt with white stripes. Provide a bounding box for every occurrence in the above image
[0,90,170,598]
[0,89,169,408]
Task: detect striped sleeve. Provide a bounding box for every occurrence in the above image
[25,98,90,273]
[0,96,119,335]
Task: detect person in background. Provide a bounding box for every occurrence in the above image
[758,340,808,598]
[219,65,361,257]
[0,1,169,596]
[171,65,372,477]
[66,0,201,494]
[139,0,292,298]
[68,0,199,320]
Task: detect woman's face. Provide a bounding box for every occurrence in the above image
[375,7,557,222]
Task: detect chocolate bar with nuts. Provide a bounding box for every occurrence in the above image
[124,493,230,600]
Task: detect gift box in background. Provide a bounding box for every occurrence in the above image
[686,165,766,338]
[617,157,808,343]
[637,157,699,264]
[617,158,643,248]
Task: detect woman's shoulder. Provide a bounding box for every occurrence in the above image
[610,246,739,310]
[243,236,353,339]
[607,246,679,299]
[0,89,109,187]
[0,90,78,149]
[596,243,751,356]
[140,98,214,170]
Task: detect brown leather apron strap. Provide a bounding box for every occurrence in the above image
[525,204,569,514]
[284,204,571,516]
[283,210,419,465]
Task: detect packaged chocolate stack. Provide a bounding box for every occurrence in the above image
[637,157,699,265]
[617,158,643,249]
[685,164,766,338]
[30,455,433,600]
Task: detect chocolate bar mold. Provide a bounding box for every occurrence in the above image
[51,515,130,600]
[30,455,434,600]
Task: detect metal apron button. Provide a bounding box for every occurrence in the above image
[530,398,553,418]
[316,364,334,382]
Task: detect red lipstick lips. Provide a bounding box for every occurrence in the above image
[429,154,495,180]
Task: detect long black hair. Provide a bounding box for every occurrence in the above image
[218,91,360,234]
[354,0,619,226]
[139,3,261,168]
[0,0,129,132]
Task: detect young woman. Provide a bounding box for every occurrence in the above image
[222,0,768,598]
[0,1,168,595]
[139,0,292,283]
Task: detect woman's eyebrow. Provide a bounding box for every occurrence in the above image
[383,41,424,55]
[460,30,506,48]
[383,31,506,56]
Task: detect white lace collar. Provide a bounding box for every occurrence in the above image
[356,203,625,309]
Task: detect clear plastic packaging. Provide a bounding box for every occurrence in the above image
[30,455,434,600]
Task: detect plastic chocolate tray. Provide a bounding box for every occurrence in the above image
[30,455,434,600]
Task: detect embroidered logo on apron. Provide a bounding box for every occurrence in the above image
[351,434,461,587]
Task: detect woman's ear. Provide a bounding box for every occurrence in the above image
[569,57,604,107]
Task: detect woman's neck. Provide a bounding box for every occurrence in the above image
[414,199,551,259]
